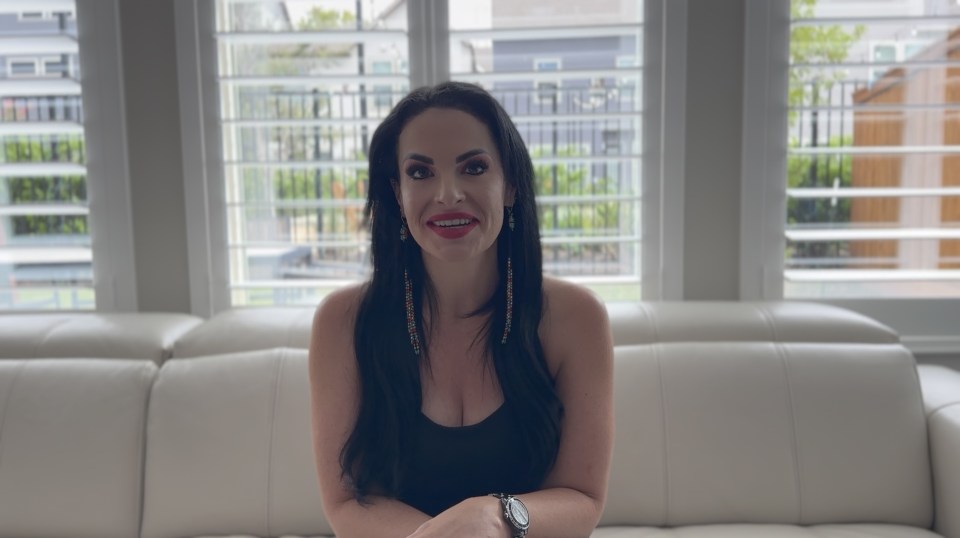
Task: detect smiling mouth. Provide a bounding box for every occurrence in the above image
[426,217,479,239]
[430,218,475,228]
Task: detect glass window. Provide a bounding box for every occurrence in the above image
[215,0,409,306]
[208,0,644,306]
[786,0,960,298]
[450,0,644,301]
[0,5,93,310]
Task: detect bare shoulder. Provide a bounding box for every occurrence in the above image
[542,276,609,333]
[540,276,612,374]
[309,282,367,367]
[313,282,365,327]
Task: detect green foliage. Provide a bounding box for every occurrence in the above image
[296,6,356,30]
[786,136,854,264]
[2,135,84,164]
[259,7,356,75]
[786,0,864,264]
[3,136,88,236]
[7,175,88,236]
[788,0,865,124]
[531,146,621,244]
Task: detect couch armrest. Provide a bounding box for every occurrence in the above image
[918,364,960,538]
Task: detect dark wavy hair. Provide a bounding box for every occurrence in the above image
[341,81,562,501]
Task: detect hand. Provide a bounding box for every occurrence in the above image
[405,496,509,538]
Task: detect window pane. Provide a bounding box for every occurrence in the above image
[449,0,644,302]
[0,4,93,310]
[216,0,408,306]
[786,0,960,298]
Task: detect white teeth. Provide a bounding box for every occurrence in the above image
[433,218,472,227]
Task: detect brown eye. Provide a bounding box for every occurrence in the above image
[406,166,431,180]
[463,161,488,176]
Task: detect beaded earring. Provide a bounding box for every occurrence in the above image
[399,216,421,355]
[501,206,515,344]
[404,268,421,356]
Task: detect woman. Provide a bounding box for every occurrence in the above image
[308,81,614,538]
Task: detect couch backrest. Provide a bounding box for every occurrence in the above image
[0,313,202,363]
[172,308,313,358]
[171,301,900,358]
[0,359,157,538]
[601,340,932,527]
[140,348,330,538]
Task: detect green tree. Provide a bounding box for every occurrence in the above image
[789,0,866,125]
[786,0,865,265]
[531,146,621,259]
[296,7,356,30]
[3,137,88,237]
[259,8,356,76]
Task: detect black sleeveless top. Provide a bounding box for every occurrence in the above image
[396,401,546,516]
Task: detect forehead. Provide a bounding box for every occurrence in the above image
[397,108,498,160]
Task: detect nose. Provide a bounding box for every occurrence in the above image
[434,171,465,205]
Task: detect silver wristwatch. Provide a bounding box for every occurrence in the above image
[491,493,529,538]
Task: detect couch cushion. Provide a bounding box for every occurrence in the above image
[0,359,157,538]
[0,313,203,362]
[607,302,899,346]
[601,341,931,528]
[172,307,314,358]
[142,348,331,538]
[590,524,942,537]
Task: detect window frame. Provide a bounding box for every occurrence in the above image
[175,0,678,316]
[75,0,139,312]
[740,0,960,354]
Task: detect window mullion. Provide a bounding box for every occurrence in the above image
[740,0,789,301]
[76,0,138,311]
[408,0,449,87]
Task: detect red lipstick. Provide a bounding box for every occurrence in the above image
[427,212,478,239]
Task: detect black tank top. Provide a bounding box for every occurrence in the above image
[397,401,545,516]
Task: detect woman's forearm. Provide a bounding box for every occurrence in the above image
[513,487,604,538]
[326,495,432,538]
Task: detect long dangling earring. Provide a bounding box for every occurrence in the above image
[404,268,421,356]
[501,206,515,345]
[400,217,421,355]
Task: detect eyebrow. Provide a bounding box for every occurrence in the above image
[402,148,488,165]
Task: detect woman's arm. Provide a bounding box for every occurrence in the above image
[408,279,615,538]
[308,285,431,538]
[508,280,616,537]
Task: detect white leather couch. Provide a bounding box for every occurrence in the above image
[1,302,959,538]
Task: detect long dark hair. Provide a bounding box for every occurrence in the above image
[341,81,562,501]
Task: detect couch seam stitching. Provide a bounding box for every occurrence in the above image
[34,318,72,357]
[928,400,960,420]
[266,350,285,537]
[654,343,670,526]
[637,302,659,342]
[776,343,804,525]
[134,363,157,538]
[757,304,779,342]
[0,361,27,482]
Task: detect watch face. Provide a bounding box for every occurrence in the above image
[507,497,530,528]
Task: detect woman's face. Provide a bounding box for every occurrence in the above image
[394,107,515,264]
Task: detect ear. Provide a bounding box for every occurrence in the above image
[391,178,404,216]
[504,181,516,207]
